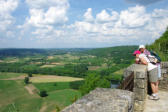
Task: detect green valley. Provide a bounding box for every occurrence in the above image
[0,46,138,112]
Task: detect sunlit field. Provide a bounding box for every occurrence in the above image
[30,75,84,83]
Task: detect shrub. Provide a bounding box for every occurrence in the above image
[24,77,29,84]
[28,73,32,77]
[71,95,78,103]
[53,83,57,86]
[39,90,48,97]
[56,104,60,112]
[70,80,84,89]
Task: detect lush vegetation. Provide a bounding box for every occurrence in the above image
[146,27,168,61]
[0,46,137,78]
[0,46,138,111]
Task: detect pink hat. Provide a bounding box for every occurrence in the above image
[133,50,141,56]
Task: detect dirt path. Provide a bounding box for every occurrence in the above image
[40,104,47,112]
[24,84,39,95]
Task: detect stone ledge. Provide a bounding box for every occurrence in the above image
[62,88,134,112]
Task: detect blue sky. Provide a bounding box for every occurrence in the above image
[0,0,168,48]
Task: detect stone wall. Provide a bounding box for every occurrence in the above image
[62,62,168,112]
[62,88,134,112]
[160,62,168,90]
[124,64,147,112]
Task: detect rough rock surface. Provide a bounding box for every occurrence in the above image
[62,88,134,112]
[160,62,168,90]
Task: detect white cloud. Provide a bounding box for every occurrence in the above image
[152,9,168,18]
[25,0,69,9]
[74,21,99,33]
[96,10,119,23]
[0,0,18,14]
[64,5,168,46]
[96,10,110,22]
[83,8,94,22]
[27,7,68,28]
[0,0,18,33]
[17,4,168,47]
[19,0,69,40]
[26,0,69,28]
[115,5,150,28]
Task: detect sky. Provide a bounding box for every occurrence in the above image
[0,0,168,48]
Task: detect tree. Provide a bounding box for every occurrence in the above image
[79,73,110,95]
[39,90,48,97]
[28,73,32,77]
[74,64,88,76]
[53,83,57,86]
[24,77,29,84]
[100,70,110,76]
[56,104,60,112]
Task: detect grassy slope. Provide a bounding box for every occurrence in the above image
[33,82,71,92]
[0,72,26,79]
[0,80,42,112]
[0,73,81,112]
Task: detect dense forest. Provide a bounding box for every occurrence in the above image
[146,27,168,61]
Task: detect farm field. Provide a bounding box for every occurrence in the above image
[30,75,84,83]
[0,72,82,112]
[0,72,27,79]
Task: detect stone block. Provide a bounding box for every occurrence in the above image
[161,69,167,74]
[134,71,146,79]
[161,62,168,68]
[163,74,168,78]
[133,88,146,100]
[124,70,133,79]
[134,100,145,111]
[134,79,146,89]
